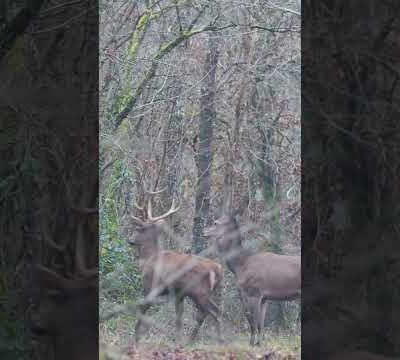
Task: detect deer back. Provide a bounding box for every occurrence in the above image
[142,251,222,297]
[236,252,300,299]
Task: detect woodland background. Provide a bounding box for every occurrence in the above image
[0,0,300,358]
[99,0,301,358]
[1,0,400,359]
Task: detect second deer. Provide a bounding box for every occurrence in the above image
[128,189,224,344]
[205,211,301,346]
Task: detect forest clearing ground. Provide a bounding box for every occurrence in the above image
[101,341,300,360]
[100,325,300,360]
[100,303,300,359]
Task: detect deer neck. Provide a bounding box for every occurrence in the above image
[139,243,158,261]
[224,244,249,276]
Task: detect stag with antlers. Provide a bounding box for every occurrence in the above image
[128,188,224,344]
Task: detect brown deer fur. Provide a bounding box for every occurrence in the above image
[129,195,224,344]
[205,214,300,346]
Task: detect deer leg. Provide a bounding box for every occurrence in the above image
[245,310,256,346]
[188,308,207,344]
[205,298,223,343]
[174,296,184,342]
[253,297,263,346]
[257,299,268,345]
[188,297,221,344]
[212,284,223,343]
[135,303,151,344]
[242,296,259,346]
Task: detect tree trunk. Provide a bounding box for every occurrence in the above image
[192,34,218,254]
[161,107,183,249]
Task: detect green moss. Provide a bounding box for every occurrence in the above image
[128,12,150,60]
[137,12,150,31]
[158,37,183,57]
[117,91,132,112]
[127,10,160,60]
[128,33,141,60]
[110,88,132,127]
[182,30,193,37]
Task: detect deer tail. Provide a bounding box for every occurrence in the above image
[209,270,216,291]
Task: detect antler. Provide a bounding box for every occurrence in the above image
[144,186,167,220]
[144,186,168,195]
[133,201,144,211]
[147,197,181,222]
[132,186,180,223]
[132,195,146,225]
[131,214,146,226]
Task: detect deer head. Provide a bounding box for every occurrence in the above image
[204,212,242,255]
[204,191,248,256]
[128,187,180,250]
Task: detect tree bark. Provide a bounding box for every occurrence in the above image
[161,99,183,249]
[192,34,218,254]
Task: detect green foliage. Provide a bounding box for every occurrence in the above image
[101,253,142,302]
[100,159,128,247]
[100,159,142,303]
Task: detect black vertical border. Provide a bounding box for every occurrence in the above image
[302,2,400,358]
[0,1,99,359]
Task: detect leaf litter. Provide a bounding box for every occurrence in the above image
[123,345,299,360]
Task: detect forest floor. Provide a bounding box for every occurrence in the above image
[100,334,300,360]
[100,302,300,360]
[122,343,299,360]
